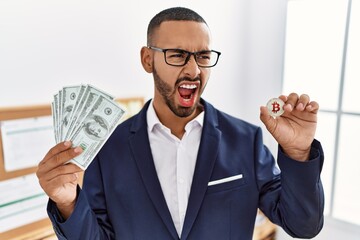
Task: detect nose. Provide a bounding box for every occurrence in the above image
[183,54,201,78]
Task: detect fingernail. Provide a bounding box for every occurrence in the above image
[74,147,83,153]
[64,141,71,147]
[285,104,292,111]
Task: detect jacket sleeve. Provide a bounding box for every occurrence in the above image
[46,155,114,240]
[255,127,325,238]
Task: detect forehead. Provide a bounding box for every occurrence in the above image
[152,21,211,49]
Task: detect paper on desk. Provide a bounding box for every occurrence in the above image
[0,173,48,233]
[1,116,55,171]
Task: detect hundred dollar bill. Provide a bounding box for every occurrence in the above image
[51,102,57,142]
[58,89,63,142]
[59,85,81,141]
[61,84,88,141]
[69,95,125,170]
[53,92,60,143]
[65,84,114,141]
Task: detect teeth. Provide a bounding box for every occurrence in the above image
[179,84,197,89]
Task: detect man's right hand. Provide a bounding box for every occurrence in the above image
[36,141,83,219]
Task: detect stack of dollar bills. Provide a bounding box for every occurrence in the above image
[51,84,126,170]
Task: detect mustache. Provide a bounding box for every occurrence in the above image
[175,77,201,86]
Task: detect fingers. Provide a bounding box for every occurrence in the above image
[44,163,83,182]
[283,93,300,111]
[44,173,78,193]
[36,141,83,207]
[296,94,309,111]
[306,101,319,114]
[260,105,270,120]
[259,106,277,132]
[283,93,319,113]
[40,141,72,164]
[37,141,83,187]
[39,141,83,171]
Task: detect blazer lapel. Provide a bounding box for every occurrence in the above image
[181,100,221,240]
[129,101,179,240]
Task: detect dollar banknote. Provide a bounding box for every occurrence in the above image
[51,84,126,170]
[53,92,60,143]
[59,85,82,141]
[65,85,114,141]
[69,95,125,169]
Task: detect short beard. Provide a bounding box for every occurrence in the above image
[153,67,202,118]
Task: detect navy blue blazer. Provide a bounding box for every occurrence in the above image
[48,99,324,240]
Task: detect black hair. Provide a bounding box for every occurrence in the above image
[147,7,207,45]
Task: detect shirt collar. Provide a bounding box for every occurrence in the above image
[147,100,204,133]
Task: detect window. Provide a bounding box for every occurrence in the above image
[283,0,360,226]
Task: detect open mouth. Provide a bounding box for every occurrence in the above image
[177,82,199,107]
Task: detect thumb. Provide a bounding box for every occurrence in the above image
[259,106,277,133]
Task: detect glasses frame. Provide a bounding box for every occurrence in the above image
[148,46,221,68]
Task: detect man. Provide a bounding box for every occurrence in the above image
[37,7,324,240]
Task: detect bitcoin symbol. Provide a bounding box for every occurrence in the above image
[272,102,280,113]
[266,98,284,117]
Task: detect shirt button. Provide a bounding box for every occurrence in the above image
[179,178,184,184]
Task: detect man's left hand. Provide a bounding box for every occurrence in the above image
[260,93,319,161]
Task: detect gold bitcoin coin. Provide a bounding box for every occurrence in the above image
[266,98,285,117]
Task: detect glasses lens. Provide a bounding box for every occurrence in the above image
[164,49,220,67]
[165,49,188,66]
[196,51,219,67]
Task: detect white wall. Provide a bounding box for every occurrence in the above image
[0,0,285,134]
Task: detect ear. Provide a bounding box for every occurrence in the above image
[140,46,153,73]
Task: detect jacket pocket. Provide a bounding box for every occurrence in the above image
[207,174,246,194]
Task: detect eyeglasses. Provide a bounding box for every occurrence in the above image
[148,46,221,68]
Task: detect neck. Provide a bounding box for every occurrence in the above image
[152,100,203,139]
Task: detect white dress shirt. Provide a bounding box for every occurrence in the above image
[147,101,204,237]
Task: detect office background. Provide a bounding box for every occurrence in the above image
[0,0,359,239]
